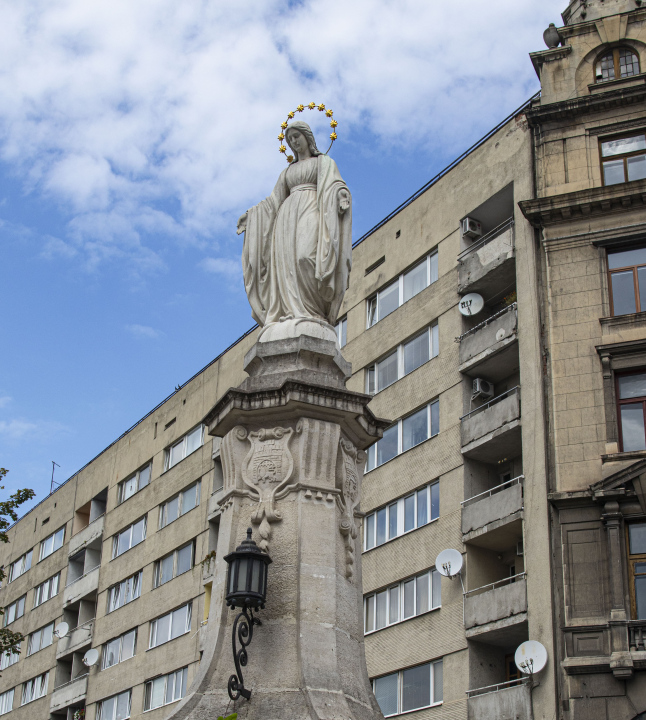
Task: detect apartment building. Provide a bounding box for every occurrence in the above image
[2,2,646,720]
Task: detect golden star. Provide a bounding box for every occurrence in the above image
[287,111,295,119]
[318,103,325,111]
[287,155,294,163]
[330,120,338,128]
[281,121,288,129]
[279,145,286,153]
[308,102,316,109]
[326,109,333,117]
[297,105,304,112]
[329,132,337,140]
[278,133,285,140]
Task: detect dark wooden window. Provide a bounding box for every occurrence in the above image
[627,522,646,619]
[595,48,640,83]
[600,133,646,185]
[608,246,646,315]
[616,371,646,451]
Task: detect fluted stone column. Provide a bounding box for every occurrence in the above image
[168,336,388,720]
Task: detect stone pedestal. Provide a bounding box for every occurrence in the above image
[169,337,388,720]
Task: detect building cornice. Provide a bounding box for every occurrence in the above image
[530,46,572,78]
[518,178,646,227]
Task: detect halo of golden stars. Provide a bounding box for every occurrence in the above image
[278,103,338,163]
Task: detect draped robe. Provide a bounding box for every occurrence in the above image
[242,154,352,328]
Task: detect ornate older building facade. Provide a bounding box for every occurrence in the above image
[2,2,646,720]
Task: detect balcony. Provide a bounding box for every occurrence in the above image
[467,679,531,720]
[461,387,521,464]
[63,566,99,607]
[208,485,224,520]
[56,620,94,660]
[462,476,524,547]
[458,304,519,382]
[465,574,528,645]
[50,674,88,714]
[458,219,515,301]
[68,515,104,557]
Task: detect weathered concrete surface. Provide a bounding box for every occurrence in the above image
[465,577,527,629]
[467,682,532,720]
[462,483,523,535]
[56,619,93,660]
[459,305,518,382]
[63,566,99,607]
[50,673,88,714]
[68,515,104,558]
[461,391,520,448]
[168,338,388,720]
[458,226,515,300]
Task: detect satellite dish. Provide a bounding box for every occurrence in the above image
[515,640,548,675]
[82,648,99,667]
[435,549,463,578]
[54,622,69,639]
[459,293,484,317]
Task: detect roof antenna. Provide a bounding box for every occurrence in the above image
[50,461,61,494]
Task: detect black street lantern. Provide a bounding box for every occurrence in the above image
[223,528,272,701]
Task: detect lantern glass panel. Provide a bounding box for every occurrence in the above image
[237,558,249,592]
[228,565,235,593]
[251,560,262,593]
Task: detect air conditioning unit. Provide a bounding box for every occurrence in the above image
[472,378,494,401]
[462,217,483,240]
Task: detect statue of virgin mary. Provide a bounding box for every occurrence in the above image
[237,121,352,343]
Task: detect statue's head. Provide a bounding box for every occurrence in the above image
[285,121,322,161]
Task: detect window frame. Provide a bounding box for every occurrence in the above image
[8,550,32,582]
[364,568,441,634]
[33,572,60,608]
[26,622,54,656]
[39,526,65,562]
[101,628,137,670]
[21,672,48,706]
[335,317,347,348]
[118,462,152,504]
[599,131,646,186]
[143,667,188,711]
[158,481,201,530]
[106,571,143,614]
[97,690,131,720]
[149,602,192,649]
[627,521,646,619]
[3,595,26,626]
[595,47,640,84]
[365,324,439,394]
[0,689,14,715]
[372,659,443,717]
[164,425,204,471]
[112,516,147,559]
[366,251,438,329]
[615,370,646,452]
[153,540,195,588]
[0,647,20,671]
[607,246,646,316]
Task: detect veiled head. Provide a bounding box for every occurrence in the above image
[285,121,322,161]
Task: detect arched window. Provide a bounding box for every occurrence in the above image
[596,47,640,82]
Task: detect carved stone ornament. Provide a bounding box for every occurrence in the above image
[337,437,365,581]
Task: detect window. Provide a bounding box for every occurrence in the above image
[366,402,439,471]
[366,324,439,394]
[102,629,136,670]
[600,133,646,185]
[372,660,443,717]
[159,481,200,529]
[21,672,48,705]
[364,569,441,633]
[0,689,13,715]
[144,667,188,711]
[3,596,25,626]
[367,252,438,328]
[39,526,65,561]
[616,372,646,451]
[608,246,646,316]
[165,425,204,470]
[27,622,54,656]
[628,522,646,619]
[107,571,142,613]
[149,603,192,648]
[8,551,32,582]
[118,462,151,504]
[1,648,20,671]
[33,573,60,608]
[97,690,131,720]
[596,48,640,83]
[364,482,439,551]
[112,517,147,558]
[335,317,347,348]
[154,541,194,588]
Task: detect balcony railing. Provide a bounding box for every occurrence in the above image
[460,386,520,422]
[462,475,524,508]
[466,678,532,720]
[458,218,514,262]
[629,621,646,651]
[466,677,528,698]
[456,303,517,344]
[464,572,527,599]
[65,564,100,588]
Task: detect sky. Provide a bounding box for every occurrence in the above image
[0,0,565,515]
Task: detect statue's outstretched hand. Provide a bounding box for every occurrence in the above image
[338,189,350,214]
[237,211,248,235]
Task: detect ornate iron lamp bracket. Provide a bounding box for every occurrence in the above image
[228,605,262,701]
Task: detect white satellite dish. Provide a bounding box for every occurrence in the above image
[54,622,69,639]
[435,549,463,578]
[515,640,548,675]
[82,648,99,667]
[458,293,484,317]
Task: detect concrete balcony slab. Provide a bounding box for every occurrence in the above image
[462,479,524,539]
[63,566,99,607]
[458,224,515,301]
[467,680,532,720]
[459,305,519,382]
[68,515,104,557]
[465,576,528,645]
[461,389,521,464]
[50,674,88,714]
[208,486,224,520]
[56,620,93,660]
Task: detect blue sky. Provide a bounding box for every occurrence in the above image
[0,0,564,513]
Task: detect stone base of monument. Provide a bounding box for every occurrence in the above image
[167,336,388,720]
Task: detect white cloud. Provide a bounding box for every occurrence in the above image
[0,0,564,269]
[200,257,242,278]
[0,396,12,409]
[0,419,38,440]
[125,324,164,340]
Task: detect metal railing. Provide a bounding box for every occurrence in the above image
[466,677,529,698]
[464,572,527,598]
[458,218,515,262]
[461,475,524,508]
[65,564,100,588]
[629,621,646,651]
[456,303,517,343]
[460,386,520,421]
[53,672,89,692]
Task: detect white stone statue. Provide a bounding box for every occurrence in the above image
[237,121,352,343]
